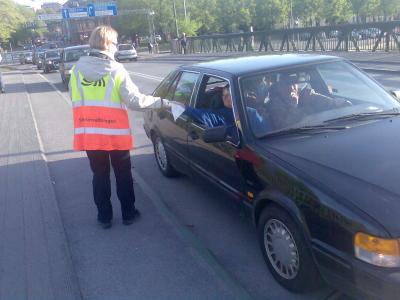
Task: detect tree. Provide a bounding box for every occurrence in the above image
[215,0,254,33]
[253,0,289,30]
[188,0,218,34]
[379,0,400,20]
[359,0,380,21]
[0,0,35,45]
[293,0,324,27]
[177,17,200,37]
[324,0,353,25]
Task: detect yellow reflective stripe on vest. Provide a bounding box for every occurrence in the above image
[74,127,131,135]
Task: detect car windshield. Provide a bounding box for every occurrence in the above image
[64,47,90,62]
[38,53,44,58]
[240,60,400,137]
[118,44,133,51]
[45,51,60,58]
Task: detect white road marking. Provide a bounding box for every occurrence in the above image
[23,74,48,162]
[128,71,163,82]
[38,73,71,106]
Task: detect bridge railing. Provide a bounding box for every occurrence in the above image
[172,21,400,54]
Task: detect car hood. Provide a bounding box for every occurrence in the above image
[261,117,400,236]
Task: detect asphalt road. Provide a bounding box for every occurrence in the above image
[3,55,398,300]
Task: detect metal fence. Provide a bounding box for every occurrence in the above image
[0,50,32,65]
[172,21,400,54]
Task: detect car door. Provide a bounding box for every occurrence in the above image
[187,74,244,197]
[156,70,201,173]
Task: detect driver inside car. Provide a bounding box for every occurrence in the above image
[266,74,352,130]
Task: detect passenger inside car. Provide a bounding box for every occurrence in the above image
[186,83,270,140]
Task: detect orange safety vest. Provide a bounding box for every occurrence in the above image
[70,67,132,151]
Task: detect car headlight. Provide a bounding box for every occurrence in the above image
[354,232,400,267]
[48,60,53,64]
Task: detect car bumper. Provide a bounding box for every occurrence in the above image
[116,54,137,59]
[46,64,59,70]
[314,243,400,299]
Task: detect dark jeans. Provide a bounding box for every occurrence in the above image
[86,150,136,222]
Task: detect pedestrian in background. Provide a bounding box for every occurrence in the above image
[147,41,153,53]
[68,26,163,229]
[180,32,187,54]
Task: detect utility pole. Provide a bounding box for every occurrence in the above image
[173,0,179,38]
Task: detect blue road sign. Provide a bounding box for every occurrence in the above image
[60,2,117,19]
[87,4,95,17]
[62,8,70,19]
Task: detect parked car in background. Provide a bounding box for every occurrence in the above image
[144,54,400,300]
[24,52,33,64]
[59,45,90,86]
[115,44,137,62]
[42,49,61,73]
[155,34,162,42]
[19,53,25,64]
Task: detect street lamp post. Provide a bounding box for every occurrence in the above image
[172,0,179,38]
[148,10,158,53]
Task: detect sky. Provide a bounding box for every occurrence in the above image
[13,0,66,10]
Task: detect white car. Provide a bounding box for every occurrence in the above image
[115,44,138,62]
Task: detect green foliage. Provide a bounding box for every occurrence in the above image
[0,0,35,43]
[324,0,353,24]
[177,18,200,36]
[254,0,289,30]
[293,0,325,26]
[359,0,380,18]
[379,0,400,18]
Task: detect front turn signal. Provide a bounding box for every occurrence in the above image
[354,232,400,267]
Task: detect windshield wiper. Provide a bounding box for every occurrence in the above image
[261,124,348,138]
[324,111,400,124]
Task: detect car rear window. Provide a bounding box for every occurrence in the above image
[64,48,90,62]
[119,45,133,51]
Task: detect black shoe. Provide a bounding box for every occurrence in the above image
[123,209,141,225]
[97,220,112,229]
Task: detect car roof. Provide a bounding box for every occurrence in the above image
[187,54,342,76]
[63,45,90,51]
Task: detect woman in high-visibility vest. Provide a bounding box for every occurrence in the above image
[69,26,162,229]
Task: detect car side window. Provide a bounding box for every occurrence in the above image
[172,72,200,105]
[153,70,178,98]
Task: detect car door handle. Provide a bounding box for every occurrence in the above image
[188,130,199,140]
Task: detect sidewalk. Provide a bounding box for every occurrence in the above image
[0,71,81,299]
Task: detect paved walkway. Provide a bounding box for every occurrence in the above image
[0,72,81,299]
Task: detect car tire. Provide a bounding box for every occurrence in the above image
[257,205,321,293]
[152,133,179,177]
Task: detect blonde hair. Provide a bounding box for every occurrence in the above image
[89,26,118,50]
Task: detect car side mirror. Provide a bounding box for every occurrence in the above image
[202,126,229,143]
[391,90,400,100]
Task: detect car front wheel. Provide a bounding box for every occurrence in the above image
[152,134,179,177]
[258,205,321,293]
